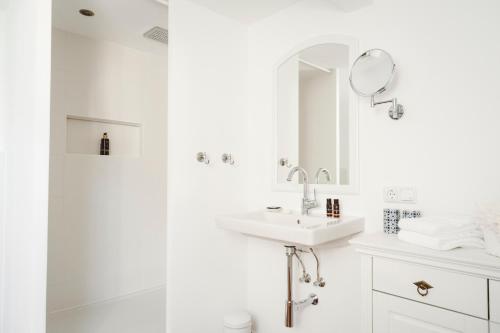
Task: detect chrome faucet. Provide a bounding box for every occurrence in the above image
[314,168,332,184]
[286,166,317,215]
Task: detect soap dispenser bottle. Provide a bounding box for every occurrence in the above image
[100,133,110,155]
[326,199,333,218]
[333,199,340,218]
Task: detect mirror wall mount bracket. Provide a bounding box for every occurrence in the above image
[371,96,404,120]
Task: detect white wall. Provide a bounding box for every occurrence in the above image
[246,0,500,332]
[0,10,5,152]
[166,0,249,332]
[47,29,167,312]
[0,8,6,329]
[0,0,52,332]
[276,56,299,182]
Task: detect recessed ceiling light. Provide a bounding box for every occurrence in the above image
[79,9,95,17]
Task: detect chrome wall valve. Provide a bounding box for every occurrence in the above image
[221,153,235,165]
[196,152,210,164]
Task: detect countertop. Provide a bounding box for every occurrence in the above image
[350,232,500,278]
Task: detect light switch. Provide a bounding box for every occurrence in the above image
[399,187,417,203]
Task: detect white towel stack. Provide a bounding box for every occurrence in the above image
[398,216,485,251]
[477,204,500,257]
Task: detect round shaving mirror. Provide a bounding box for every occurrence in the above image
[350,49,395,97]
[350,49,404,120]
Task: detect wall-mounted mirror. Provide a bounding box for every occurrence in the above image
[350,49,404,120]
[274,37,359,193]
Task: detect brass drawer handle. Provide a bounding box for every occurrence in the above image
[413,280,433,296]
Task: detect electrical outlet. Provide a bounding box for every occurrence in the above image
[384,186,417,203]
[384,187,399,202]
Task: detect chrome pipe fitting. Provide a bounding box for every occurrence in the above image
[284,246,319,328]
[294,252,311,283]
[310,248,326,287]
[285,246,296,327]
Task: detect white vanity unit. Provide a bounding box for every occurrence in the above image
[350,233,500,333]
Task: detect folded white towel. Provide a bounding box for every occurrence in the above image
[477,203,500,257]
[399,216,477,236]
[398,230,485,251]
[483,228,500,257]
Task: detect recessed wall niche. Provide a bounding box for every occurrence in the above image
[66,115,142,157]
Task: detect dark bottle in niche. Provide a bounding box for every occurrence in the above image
[100,132,110,155]
[333,199,340,218]
[326,198,333,218]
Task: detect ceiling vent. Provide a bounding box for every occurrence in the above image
[143,26,168,45]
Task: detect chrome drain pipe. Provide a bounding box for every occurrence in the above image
[285,246,295,328]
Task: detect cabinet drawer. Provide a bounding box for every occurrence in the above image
[490,280,500,323]
[373,257,488,319]
[373,291,488,333]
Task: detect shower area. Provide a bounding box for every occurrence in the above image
[46,1,168,332]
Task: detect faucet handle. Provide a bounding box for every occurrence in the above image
[303,197,318,210]
[306,189,318,208]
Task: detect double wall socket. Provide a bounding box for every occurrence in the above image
[384,186,417,203]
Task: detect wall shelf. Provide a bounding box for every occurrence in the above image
[66,115,141,128]
[66,115,142,157]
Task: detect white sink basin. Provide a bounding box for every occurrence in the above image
[216,210,364,246]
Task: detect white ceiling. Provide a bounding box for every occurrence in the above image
[52,0,373,53]
[188,0,374,24]
[330,0,373,12]
[187,0,301,24]
[52,0,169,54]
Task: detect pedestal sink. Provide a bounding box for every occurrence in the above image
[216,210,364,246]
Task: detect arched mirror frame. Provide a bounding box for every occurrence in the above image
[271,35,360,194]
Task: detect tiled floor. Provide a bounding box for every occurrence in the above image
[47,287,165,333]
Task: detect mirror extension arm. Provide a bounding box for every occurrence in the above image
[370,95,404,120]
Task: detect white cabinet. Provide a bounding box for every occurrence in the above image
[373,257,488,318]
[351,233,500,333]
[373,292,488,333]
[490,280,500,323]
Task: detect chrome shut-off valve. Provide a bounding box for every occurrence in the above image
[294,252,311,283]
[314,277,326,288]
[300,272,312,284]
[310,248,326,288]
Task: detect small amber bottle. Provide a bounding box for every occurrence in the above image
[326,198,333,217]
[100,133,110,155]
[333,199,340,218]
